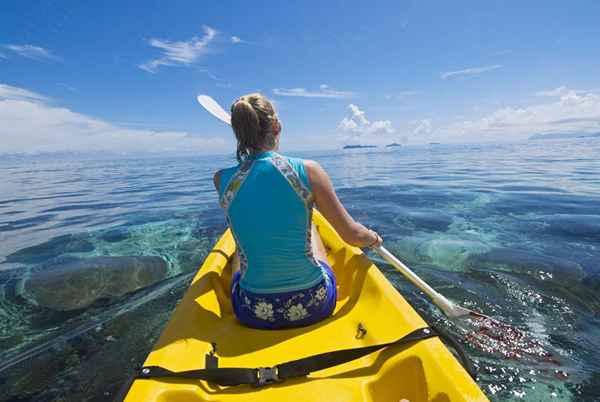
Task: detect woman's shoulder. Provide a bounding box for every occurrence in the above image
[214,164,240,194]
[217,164,239,174]
[276,154,316,190]
[276,154,315,168]
[214,164,238,180]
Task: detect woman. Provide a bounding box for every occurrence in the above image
[213,93,382,329]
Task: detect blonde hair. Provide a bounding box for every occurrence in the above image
[231,93,279,162]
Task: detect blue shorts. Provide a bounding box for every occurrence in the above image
[231,261,337,330]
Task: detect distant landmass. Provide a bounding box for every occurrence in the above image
[385,143,402,148]
[343,145,377,149]
[529,132,600,140]
[429,142,441,145]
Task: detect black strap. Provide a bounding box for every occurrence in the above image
[429,323,476,379]
[116,326,477,401]
[130,327,438,388]
[137,366,260,386]
[277,327,436,380]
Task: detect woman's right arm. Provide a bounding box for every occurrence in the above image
[305,160,382,248]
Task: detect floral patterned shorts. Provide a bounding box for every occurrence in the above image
[231,261,337,329]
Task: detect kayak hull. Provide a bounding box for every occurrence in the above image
[123,210,488,401]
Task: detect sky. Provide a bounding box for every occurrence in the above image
[1,0,600,154]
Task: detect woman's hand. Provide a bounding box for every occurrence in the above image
[351,227,383,248]
[366,229,383,248]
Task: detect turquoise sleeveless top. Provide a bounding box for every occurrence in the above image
[217,151,325,293]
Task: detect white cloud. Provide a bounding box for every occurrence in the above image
[413,119,432,136]
[231,36,242,44]
[0,52,7,59]
[534,86,600,98]
[0,83,228,154]
[337,104,395,143]
[346,104,368,125]
[442,87,600,141]
[139,25,217,73]
[441,64,501,79]
[273,84,354,99]
[3,44,58,61]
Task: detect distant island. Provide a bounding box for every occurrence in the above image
[343,145,377,149]
[429,142,441,145]
[385,143,402,148]
[529,132,600,140]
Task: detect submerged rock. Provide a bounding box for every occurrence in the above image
[394,210,454,232]
[177,238,210,273]
[22,256,168,311]
[415,239,490,270]
[541,214,600,240]
[587,272,600,291]
[100,227,130,243]
[6,234,95,264]
[466,248,585,282]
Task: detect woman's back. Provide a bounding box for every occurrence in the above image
[218,151,324,293]
[214,92,380,329]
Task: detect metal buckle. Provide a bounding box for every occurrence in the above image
[256,367,279,387]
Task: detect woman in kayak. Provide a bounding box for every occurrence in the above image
[213,93,382,329]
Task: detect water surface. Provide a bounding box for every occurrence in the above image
[1,139,599,401]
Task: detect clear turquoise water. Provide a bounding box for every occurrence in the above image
[1,140,599,401]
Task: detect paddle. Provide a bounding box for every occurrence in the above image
[197,95,231,125]
[196,94,557,362]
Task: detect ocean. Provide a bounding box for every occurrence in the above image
[1,139,599,401]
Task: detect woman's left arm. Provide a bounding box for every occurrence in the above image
[213,170,222,194]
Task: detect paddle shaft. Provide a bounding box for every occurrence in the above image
[374,246,471,319]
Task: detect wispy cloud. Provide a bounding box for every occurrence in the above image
[441,64,501,79]
[534,86,568,97]
[57,83,78,92]
[0,83,228,154]
[338,104,395,143]
[0,52,7,59]
[231,36,242,44]
[273,84,354,99]
[0,83,49,101]
[198,68,232,88]
[3,44,59,61]
[140,25,217,73]
[385,90,418,100]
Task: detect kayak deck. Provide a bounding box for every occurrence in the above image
[124,211,488,401]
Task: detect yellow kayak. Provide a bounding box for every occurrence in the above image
[122,211,489,401]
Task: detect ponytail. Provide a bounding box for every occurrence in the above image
[230,93,278,162]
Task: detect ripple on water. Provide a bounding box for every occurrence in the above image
[1,144,600,401]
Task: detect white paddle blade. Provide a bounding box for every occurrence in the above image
[197,95,231,125]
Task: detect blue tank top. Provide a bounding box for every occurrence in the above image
[218,151,325,293]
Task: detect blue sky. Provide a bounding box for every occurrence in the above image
[1,0,600,154]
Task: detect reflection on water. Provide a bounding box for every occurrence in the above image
[1,139,600,401]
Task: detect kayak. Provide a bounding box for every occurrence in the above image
[121,210,489,401]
